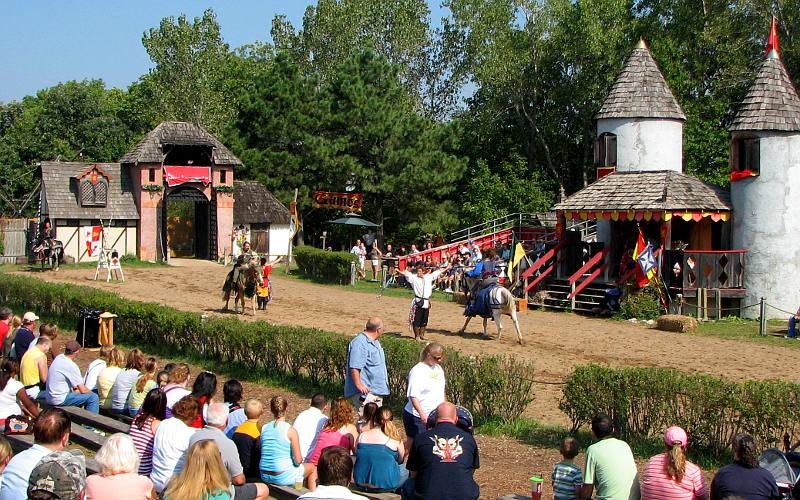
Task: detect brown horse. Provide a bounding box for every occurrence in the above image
[222,260,263,315]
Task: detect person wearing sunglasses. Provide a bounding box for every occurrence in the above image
[402,342,446,446]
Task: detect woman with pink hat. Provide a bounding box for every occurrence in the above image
[641,426,708,499]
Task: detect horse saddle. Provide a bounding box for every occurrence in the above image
[464,285,501,319]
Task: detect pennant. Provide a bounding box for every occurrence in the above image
[766,16,780,57]
[507,242,526,279]
[632,228,657,288]
[289,202,299,237]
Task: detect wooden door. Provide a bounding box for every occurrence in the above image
[251,229,270,255]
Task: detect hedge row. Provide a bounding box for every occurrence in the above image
[560,364,800,453]
[294,246,358,284]
[0,274,535,423]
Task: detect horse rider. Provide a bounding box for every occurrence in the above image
[465,247,500,304]
[401,260,451,341]
[40,219,54,244]
[240,241,259,263]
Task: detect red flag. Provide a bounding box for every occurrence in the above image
[766,16,780,57]
[632,228,653,288]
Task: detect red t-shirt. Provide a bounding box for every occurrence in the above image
[0,322,8,341]
[262,265,273,278]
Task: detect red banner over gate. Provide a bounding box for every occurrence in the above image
[163,166,212,187]
[312,191,363,213]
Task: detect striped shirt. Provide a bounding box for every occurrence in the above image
[641,453,707,500]
[129,415,157,475]
[552,461,583,500]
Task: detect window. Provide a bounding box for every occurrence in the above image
[80,178,108,207]
[149,168,156,183]
[732,136,760,174]
[220,169,227,184]
[594,133,617,167]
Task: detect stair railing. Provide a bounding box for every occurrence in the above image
[520,241,567,297]
[567,247,610,310]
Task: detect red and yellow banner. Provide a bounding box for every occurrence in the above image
[312,191,362,213]
[563,210,729,222]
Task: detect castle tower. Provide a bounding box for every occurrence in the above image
[730,46,800,319]
[594,39,686,173]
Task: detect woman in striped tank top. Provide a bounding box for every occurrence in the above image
[128,388,167,475]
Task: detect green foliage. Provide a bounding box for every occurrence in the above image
[293,246,358,284]
[0,273,536,423]
[561,364,800,454]
[618,283,663,320]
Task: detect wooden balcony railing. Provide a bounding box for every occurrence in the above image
[662,250,746,290]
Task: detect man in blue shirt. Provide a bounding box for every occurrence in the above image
[344,317,389,415]
[12,311,38,360]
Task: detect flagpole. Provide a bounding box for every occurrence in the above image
[285,188,298,274]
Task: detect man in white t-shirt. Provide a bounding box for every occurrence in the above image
[293,393,329,460]
[401,263,450,341]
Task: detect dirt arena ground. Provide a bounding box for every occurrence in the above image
[21,258,760,498]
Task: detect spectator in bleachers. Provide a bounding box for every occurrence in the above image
[403,342,446,444]
[292,393,328,461]
[0,436,11,475]
[162,440,237,500]
[126,357,159,417]
[233,399,265,481]
[129,388,167,476]
[189,371,217,428]
[259,396,316,490]
[0,312,17,360]
[641,426,707,500]
[710,433,778,500]
[0,359,39,427]
[83,344,113,393]
[85,433,155,499]
[30,323,60,365]
[551,437,582,500]
[353,407,405,493]
[46,340,99,413]
[404,402,480,500]
[27,450,86,500]
[0,407,71,500]
[156,369,169,388]
[150,395,199,493]
[0,308,11,358]
[298,446,368,500]
[358,402,379,433]
[223,379,246,437]
[110,348,145,415]
[20,336,49,399]
[162,363,191,417]
[98,347,125,409]
[12,311,38,360]
[306,397,358,468]
[181,402,269,500]
[581,413,640,500]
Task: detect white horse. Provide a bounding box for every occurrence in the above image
[458,285,523,344]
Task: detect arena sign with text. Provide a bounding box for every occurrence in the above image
[312,191,362,213]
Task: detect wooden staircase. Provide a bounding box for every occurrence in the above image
[534,278,611,313]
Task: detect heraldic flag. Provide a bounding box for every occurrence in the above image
[507,242,526,279]
[632,228,657,288]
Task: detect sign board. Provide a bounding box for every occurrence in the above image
[312,191,362,213]
[596,166,616,180]
[163,166,212,187]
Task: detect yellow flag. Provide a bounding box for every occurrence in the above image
[507,242,526,279]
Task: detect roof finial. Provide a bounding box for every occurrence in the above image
[636,37,648,49]
[765,16,780,58]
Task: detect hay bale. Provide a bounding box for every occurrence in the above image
[657,314,698,333]
[452,292,468,305]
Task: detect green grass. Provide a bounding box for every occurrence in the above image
[695,316,795,346]
[272,265,454,303]
[7,255,167,272]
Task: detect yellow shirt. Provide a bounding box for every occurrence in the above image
[97,366,122,408]
[20,347,45,386]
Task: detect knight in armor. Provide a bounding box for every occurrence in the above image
[40,219,54,244]
[465,247,499,304]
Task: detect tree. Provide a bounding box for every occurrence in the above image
[142,8,235,134]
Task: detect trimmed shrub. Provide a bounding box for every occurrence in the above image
[618,283,662,320]
[294,246,358,284]
[560,364,800,453]
[0,274,535,423]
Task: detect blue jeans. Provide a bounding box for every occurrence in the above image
[60,392,100,413]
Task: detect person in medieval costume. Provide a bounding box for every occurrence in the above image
[401,262,450,341]
[240,241,259,263]
[465,247,499,305]
[256,255,283,310]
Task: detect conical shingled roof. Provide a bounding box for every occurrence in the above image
[595,42,686,121]
[729,51,800,132]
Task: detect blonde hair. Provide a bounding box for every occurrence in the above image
[374,407,401,441]
[10,316,21,330]
[95,433,140,476]
[245,399,264,419]
[665,443,687,482]
[162,440,230,500]
[107,347,125,368]
[0,435,11,465]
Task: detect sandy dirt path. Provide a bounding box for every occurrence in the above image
[20,258,792,427]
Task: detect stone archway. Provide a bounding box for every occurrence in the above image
[160,186,217,260]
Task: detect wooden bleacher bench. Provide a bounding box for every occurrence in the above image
[41,403,130,435]
[5,431,101,474]
[267,483,399,500]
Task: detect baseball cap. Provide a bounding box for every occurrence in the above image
[64,340,82,355]
[22,311,39,324]
[664,426,688,448]
[27,450,86,500]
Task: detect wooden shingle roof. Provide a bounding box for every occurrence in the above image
[595,42,686,121]
[554,171,731,212]
[120,121,242,165]
[233,181,291,225]
[729,51,800,132]
[40,162,139,220]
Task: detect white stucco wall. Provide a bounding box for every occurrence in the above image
[268,224,292,258]
[55,224,138,263]
[597,118,683,173]
[731,132,800,318]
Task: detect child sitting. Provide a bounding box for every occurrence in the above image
[551,437,583,500]
[232,399,265,481]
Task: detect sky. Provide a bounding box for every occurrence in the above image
[1,1,448,103]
